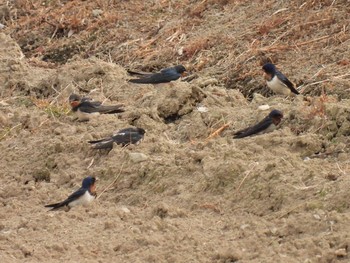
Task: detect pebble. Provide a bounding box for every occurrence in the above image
[252,93,267,104]
[334,248,347,257]
[313,214,321,220]
[197,105,208,112]
[118,206,131,214]
[198,78,218,88]
[258,104,270,111]
[92,9,103,17]
[129,152,148,163]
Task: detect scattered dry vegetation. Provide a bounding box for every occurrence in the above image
[1,0,350,262]
[3,0,349,98]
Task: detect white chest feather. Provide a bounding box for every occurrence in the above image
[68,191,95,208]
[267,76,291,96]
[76,109,100,121]
[260,123,277,134]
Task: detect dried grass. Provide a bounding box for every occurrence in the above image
[3,0,349,99]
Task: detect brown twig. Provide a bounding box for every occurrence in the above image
[277,198,313,219]
[0,124,22,140]
[204,123,230,142]
[236,162,258,192]
[192,86,225,106]
[96,159,128,200]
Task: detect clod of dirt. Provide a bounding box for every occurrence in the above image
[32,169,51,182]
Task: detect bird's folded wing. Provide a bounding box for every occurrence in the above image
[276,71,299,94]
[96,105,124,114]
[112,133,142,145]
[234,117,272,138]
[45,188,86,208]
[62,188,87,205]
[77,101,100,113]
[127,69,154,76]
[129,70,179,84]
[88,137,114,149]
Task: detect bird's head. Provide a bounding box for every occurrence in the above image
[68,93,81,108]
[262,63,277,74]
[269,109,283,125]
[136,128,146,135]
[175,65,187,75]
[262,63,277,81]
[82,176,96,193]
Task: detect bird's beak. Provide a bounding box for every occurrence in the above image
[181,72,188,77]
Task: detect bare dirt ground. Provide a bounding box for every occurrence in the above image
[1,0,350,262]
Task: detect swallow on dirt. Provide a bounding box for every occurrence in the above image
[262,63,299,96]
[128,65,187,84]
[234,109,283,139]
[88,127,146,150]
[69,93,124,121]
[45,176,97,211]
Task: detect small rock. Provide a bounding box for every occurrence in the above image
[252,93,267,104]
[198,78,218,88]
[92,9,103,17]
[197,105,208,112]
[313,214,321,220]
[0,23,5,30]
[129,152,148,163]
[270,227,278,235]
[240,224,250,230]
[119,206,130,213]
[53,128,61,135]
[325,173,338,181]
[334,248,347,257]
[67,29,74,37]
[153,205,168,219]
[258,104,270,111]
[33,169,50,182]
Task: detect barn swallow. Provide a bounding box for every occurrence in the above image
[69,93,124,121]
[262,63,299,96]
[128,65,187,84]
[234,109,283,139]
[88,127,146,150]
[45,176,97,211]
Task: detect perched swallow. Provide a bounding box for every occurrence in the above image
[234,109,283,139]
[128,65,187,84]
[69,93,124,121]
[45,176,97,211]
[262,63,299,96]
[88,127,146,150]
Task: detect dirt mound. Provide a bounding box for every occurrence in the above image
[1,1,350,262]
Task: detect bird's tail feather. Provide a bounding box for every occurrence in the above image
[128,78,152,84]
[127,70,152,76]
[88,138,114,149]
[45,203,60,208]
[44,202,63,211]
[98,105,124,114]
